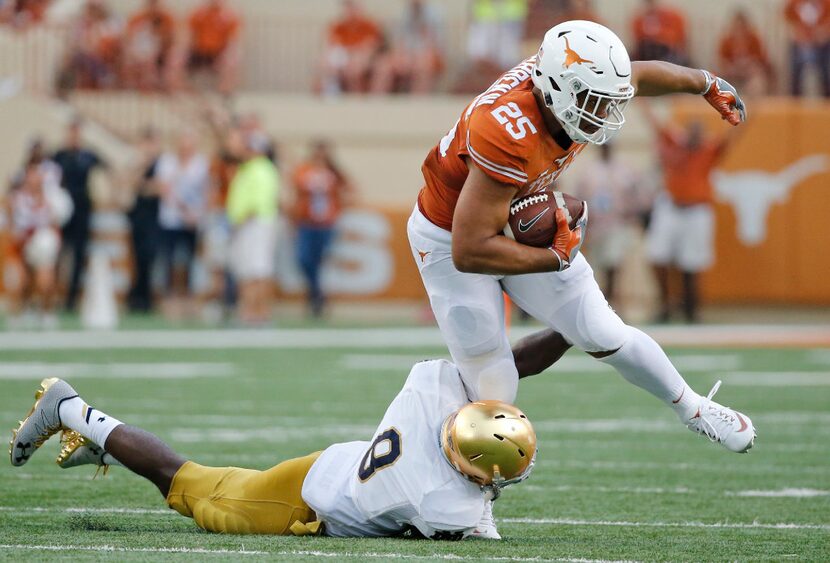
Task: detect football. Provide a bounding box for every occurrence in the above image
[505,190,585,247]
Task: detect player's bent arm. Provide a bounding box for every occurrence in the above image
[451,163,561,275]
[512,328,572,379]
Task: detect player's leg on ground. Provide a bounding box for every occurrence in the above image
[102,426,186,496]
[54,386,186,496]
[11,378,185,491]
[408,208,518,402]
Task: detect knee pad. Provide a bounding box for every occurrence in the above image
[560,295,631,353]
[445,304,504,358]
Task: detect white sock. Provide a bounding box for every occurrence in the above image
[58,397,124,449]
[598,327,700,421]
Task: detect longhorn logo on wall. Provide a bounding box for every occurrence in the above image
[712,155,829,245]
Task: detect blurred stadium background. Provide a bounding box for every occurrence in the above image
[0,0,827,328]
[0,0,829,561]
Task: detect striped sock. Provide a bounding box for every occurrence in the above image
[58,396,124,450]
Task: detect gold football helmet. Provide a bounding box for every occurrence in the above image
[440,400,537,494]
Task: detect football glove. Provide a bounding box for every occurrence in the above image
[701,70,746,126]
[550,206,586,271]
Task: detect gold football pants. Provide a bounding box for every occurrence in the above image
[166,451,321,535]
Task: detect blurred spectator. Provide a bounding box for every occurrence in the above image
[524,0,568,53]
[122,0,176,91]
[370,0,444,94]
[785,0,830,97]
[58,0,122,93]
[201,123,244,323]
[644,107,735,323]
[238,112,277,164]
[2,161,72,329]
[20,138,62,190]
[631,0,688,65]
[289,141,355,318]
[523,0,600,56]
[53,118,107,312]
[718,10,775,97]
[467,0,528,69]
[156,131,208,310]
[226,133,279,325]
[183,0,241,95]
[571,143,640,309]
[0,0,50,28]
[556,0,601,25]
[318,0,384,95]
[125,128,162,313]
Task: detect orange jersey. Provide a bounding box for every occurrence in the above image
[719,27,768,67]
[785,0,830,44]
[291,162,344,227]
[126,8,176,50]
[419,57,585,231]
[328,16,382,50]
[658,129,725,206]
[632,7,687,50]
[189,4,241,57]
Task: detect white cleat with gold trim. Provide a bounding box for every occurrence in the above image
[9,378,78,466]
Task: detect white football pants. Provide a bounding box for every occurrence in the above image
[408,206,630,403]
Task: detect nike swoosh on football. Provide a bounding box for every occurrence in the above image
[518,207,550,233]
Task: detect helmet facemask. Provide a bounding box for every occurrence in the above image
[552,73,634,145]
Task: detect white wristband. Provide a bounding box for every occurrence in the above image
[549,247,567,271]
[700,69,715,95]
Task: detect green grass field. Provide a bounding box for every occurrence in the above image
[0,331,828,562]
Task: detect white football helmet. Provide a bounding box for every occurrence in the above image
[532,20,635,145]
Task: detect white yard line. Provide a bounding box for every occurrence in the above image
[539,459,830,476]
[0,325,826,350]
[0,506,171,515]
[0,362,235,380]
[0,544,635,562]
[502,518,830,531]
[725,489,830,498]
[522,485,692,495]
[807,349,830,365]
[524,485,830,498]
[0,544,266,555]
[718,372,830,386]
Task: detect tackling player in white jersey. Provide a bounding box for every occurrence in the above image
[9,330,563,540]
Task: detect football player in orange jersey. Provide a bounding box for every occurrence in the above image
[410,20,754,468]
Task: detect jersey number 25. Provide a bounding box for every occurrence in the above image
[491,103,538,140]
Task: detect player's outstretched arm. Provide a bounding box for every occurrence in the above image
[631,61,746,126]
[512,328,572,379]
[452,164,573,275]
